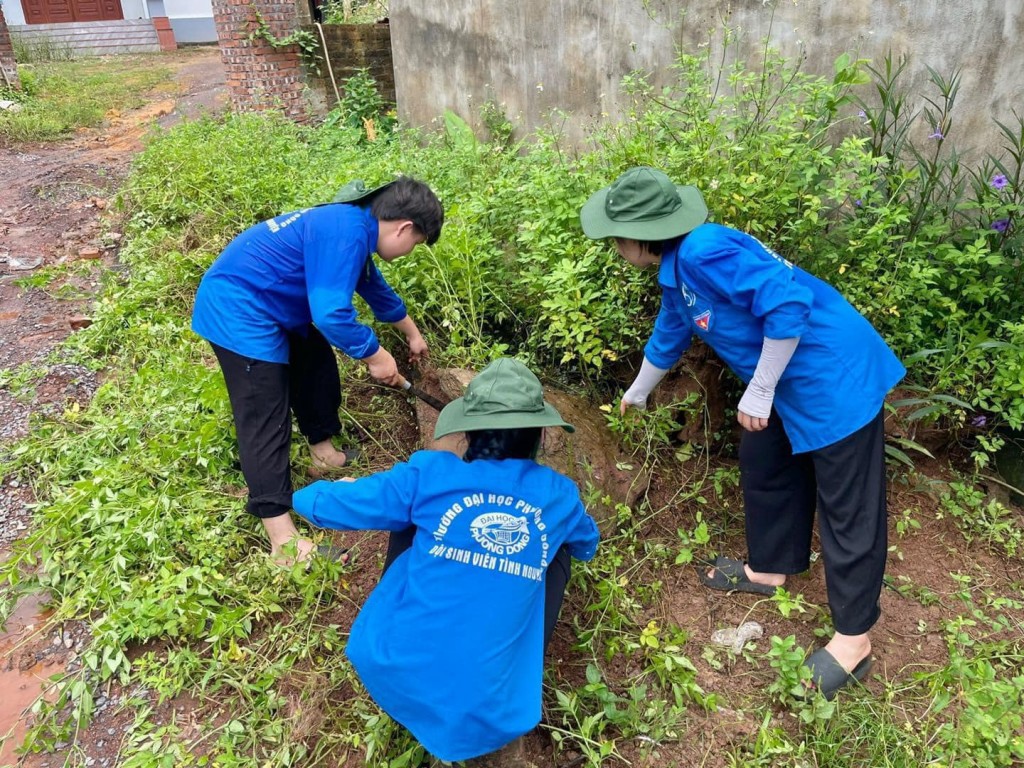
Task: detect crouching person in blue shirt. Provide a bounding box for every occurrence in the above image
[293,358,600,766]
[191,177,443,562]
[581,167,905,701]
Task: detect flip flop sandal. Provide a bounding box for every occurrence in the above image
[800,648,873,701]
[700,555,779,596]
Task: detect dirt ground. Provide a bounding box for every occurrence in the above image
[0,45,1022,768]
[0,45,228,767]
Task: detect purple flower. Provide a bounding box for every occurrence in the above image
[854,199,863,207]
[971,415,987,428]
[991,219,1011,233]
[928,128,944,140]
[990,173,1009,190]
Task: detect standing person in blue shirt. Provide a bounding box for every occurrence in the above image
[293,358,600,766]
[580,167,905,700]
[192,177,443,563]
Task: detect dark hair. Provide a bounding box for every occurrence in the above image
[464,428,542,462]
[370,176,444,245]
[632,235,683,256]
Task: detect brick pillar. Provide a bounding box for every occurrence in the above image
[211,0,309,121]
[0,6,21,91]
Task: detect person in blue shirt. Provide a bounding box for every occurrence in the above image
[192,177,443,562]
[293,358,600,765]
[580,167,905,701]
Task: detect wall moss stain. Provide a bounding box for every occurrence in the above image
[389,0,1024,153]
[307,22,395,106]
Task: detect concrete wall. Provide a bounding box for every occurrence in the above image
[390,0,1024,153]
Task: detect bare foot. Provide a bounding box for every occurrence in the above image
[705,562,787,588]
[271,537,317,566]
[823,632,872,672]
[309,439,351,469]
[262,513,316,565]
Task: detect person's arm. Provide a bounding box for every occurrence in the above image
[355,258,408,324]
[305,233,382,360]
[621,357,670,414]
[737,336,800,431]
[563,498,599,562]
[391,314,428,364]
[622,289,691,414]
[690,233,812,431]
[293,461,417,531]
[355,254,428,365]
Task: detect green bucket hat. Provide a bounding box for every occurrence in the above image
[434,358,575,439]
[332,178,395,204]
[580,166,708,241]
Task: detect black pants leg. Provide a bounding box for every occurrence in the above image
[741,412,817,575]
[382,528,572,650]
[811,410,887,635]
[542,545,572,649]
[213,344,294,519]
[287,327,343,445]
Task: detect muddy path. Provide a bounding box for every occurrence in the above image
[0,46,227,550]
[0,46,227,765]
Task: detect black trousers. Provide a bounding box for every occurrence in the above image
[212,327,342,519]
[740,409,887,635]
[383,528,572,649]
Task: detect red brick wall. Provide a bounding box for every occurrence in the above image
[0,6,21,91]
[211,0,308,120]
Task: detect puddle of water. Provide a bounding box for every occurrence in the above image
[0,591,62,766]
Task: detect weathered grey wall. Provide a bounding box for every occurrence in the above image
[304,22,395,108]
[390,0,1023,153]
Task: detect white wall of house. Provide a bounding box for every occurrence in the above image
[3,2,29,25]
[164,0,215,43]
[4,0,214,43]
[123,0,146,18]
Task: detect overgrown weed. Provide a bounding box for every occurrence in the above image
[1,26,1022,768]
[0,55,173,142]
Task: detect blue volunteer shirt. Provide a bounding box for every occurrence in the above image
[292,450,599,762]
[645,223,905,453]
[191,204,407,363]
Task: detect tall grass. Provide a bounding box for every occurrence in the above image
[0,54,174,142]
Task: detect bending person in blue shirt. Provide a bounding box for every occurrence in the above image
[192,177,443,562]
[581,167,905,701]
[293,358,600,765]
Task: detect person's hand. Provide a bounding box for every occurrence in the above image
[407,332,428,364]
[737,409,769,432]
[364,347,401,386]
[619,394,646,416]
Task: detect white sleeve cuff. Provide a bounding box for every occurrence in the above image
[623,357,669,409]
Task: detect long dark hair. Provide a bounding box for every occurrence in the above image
[464,428,542,461]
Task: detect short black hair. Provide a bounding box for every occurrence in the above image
[627,235,683,256]
[464,428,543,462]
[370,176,444,245]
